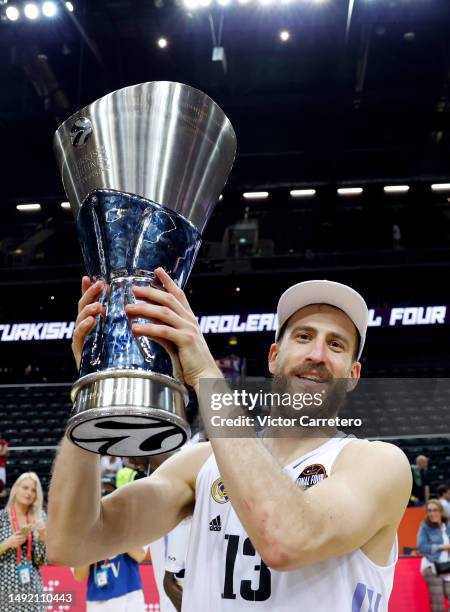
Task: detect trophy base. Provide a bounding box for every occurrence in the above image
[68,370,190,457]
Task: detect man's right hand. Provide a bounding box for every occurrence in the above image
[72,277,105,369]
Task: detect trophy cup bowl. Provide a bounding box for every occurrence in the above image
[54,81,236,456]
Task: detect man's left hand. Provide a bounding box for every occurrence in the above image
[125,267,221,389]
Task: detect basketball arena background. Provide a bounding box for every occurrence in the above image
[1,0,450,609]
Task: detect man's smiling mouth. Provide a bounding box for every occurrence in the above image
[296,375,329,384]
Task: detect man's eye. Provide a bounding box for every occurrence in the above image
[297,333,310,341]
[330,341,343,350]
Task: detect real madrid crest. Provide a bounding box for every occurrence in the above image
[211,477,229,504]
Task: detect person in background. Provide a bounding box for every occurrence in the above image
[0,472,46,611]
[100,455,123,481]
[74,479,146,612]
[437,485,450,517]
[163,516,192,612]
[410,455,430,505]
[0,433,8,498]
[146,454,178,612]
[418,499,450,612]
[101,477,117,497]
[215,353,242,382]
[162,431,204,612]
[115,457,147,488]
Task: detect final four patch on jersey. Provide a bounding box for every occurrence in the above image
[211,477,229,504]
[296,464,328,489]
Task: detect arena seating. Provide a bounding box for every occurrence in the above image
[0,384,71,494]
[0,381,449,505]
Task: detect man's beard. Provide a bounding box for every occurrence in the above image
[270,364,349,422]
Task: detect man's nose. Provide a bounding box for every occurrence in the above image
[304,339,327,364]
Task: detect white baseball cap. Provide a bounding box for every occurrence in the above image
[275,280,369,361]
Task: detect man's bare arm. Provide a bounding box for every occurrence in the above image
[73,565,89,581]
[127,547,147,563]
[204,436,411,571]
[47,438,210,566]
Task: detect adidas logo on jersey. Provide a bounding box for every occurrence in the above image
[209,515,222,532]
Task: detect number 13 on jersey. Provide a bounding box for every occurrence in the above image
[222,534,272,602]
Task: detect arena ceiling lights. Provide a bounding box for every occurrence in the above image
[337,187,363,196]
[290,189,316,198]
[4,1,74,21]
[183,0,327,9]
[243,191,269,200]
[383,185,410,194]
[431,183,450,191]
[16,203,41,211]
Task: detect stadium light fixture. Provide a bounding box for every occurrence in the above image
[65,1,74,11]
[17,203,41,212]
[42,2,58,17]
[280,30,290,42]
[383,185,409,193]
[61,202,71,210]
[217,0,231,7]
[5,6,20,20]
[243,191,269,200]
[157,37,168,49]
[431,183,450,192]
[337,187,363,196]
[24,3,39,19]
[290,189,316,198]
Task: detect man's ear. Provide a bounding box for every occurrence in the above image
[268,343,279,375]
[346,360,361,392]
[350,360,361,381]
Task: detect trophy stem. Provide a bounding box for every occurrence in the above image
[67,370,190,456]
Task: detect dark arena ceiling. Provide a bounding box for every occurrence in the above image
[1,0,450,198]
[1,0,450,379]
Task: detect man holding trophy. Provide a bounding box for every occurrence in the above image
[47,81,411,611]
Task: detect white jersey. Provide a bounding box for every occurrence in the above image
[182,434,397,612]
[166,516,192,574]
[150,536,177,612]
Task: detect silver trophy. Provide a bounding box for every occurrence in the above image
[54,82,236,456]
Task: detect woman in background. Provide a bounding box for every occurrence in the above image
[418,499,450,612]
[0,472,46,611]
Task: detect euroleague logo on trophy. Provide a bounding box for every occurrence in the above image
[70,117,93,147]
